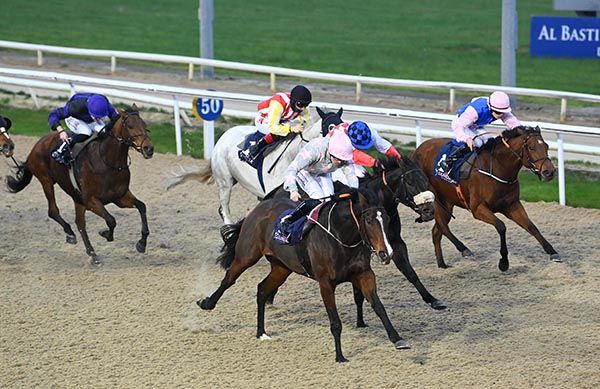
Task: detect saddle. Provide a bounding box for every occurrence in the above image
[272,202,325,246]
[433,140,477,185]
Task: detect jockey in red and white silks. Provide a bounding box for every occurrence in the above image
[255,92,309,136]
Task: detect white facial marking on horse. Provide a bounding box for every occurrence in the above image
[413,190,435,205]
[376,211,393,256]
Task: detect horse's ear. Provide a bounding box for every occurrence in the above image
[337,107,343,118]
[316,107,326,119]
[131,103,139,111]
[117,108,125,116]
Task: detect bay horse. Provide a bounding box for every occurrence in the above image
[266,156,446,319]
[5,105,154,265]
[165,107,344,224]
[199,187,411,363]
[411,125,560,271]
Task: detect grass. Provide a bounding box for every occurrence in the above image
[1,0,599,95]
[4,105,598,209]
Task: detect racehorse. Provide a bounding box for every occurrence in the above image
[266,155,446,317]
[199,187,411,363]
[411,125,559,271]
[0,122,15,157]
[165,107,344,224]
[5,105,154,265]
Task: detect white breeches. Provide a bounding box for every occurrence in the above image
[65,117,105,136]
[295,171,334,199]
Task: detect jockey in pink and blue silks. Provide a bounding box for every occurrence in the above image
[280,129,357,228]
[453,91,521,151]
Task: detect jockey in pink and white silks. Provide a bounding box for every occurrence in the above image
[452,91,521,151]
[281,129,357,227]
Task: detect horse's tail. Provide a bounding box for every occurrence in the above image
[216,219,245,270]
[5,161,33,193]
[165,162,214,190]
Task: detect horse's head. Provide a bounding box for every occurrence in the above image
[353,189,394,264]
[378,156,435,222]
[113,104,154,159]
[0,117,15,157]
[501,125,555,182]
[316,107,344,136]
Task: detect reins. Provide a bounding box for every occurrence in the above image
[100,111,146,171]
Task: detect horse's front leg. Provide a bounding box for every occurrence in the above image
[352,284,368,328]
[256,260,292,339]
[352,271,410,350]
[472,205,509,271]
[502,201,561,262]
[317,279,347,363]
[87,197,117,243]
[391,237,447,310]
[74,202,100,265]
[114,190,149,253]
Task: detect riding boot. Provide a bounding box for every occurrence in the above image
[281,198,321,228]
[51,133,88,165]
[238,134,283,165]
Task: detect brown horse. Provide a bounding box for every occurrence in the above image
[5,105,154,265]
[0,120,15,157]
[199,187,411,363]
[411,125,559,271]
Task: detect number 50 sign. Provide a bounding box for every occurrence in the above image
[192,97,224,159]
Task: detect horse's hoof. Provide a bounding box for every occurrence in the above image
[336,356,350,363]
[197,298,214,310]
[438,262,451,269]
[356,322,369,328]
[99,230,113,242]
[66,235,77,245]
[430,300,448,310]
[394,339,411,350]
[90,255,102,266]
[258,333,272,341]
[550,253,562,263]
[498,260,509,272]
[136,241,147,253]
[461,249,474,257]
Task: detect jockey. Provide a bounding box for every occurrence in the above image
[281,129,357,228]
[0,114,12,133]
[438,91,522,174]
[345,120,402,171]
[239,85,312,165]
[49,93,119,165]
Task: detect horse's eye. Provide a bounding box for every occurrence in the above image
[328,124,335,131]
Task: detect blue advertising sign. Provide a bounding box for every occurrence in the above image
[192,97,224,121]
[530,16,600,58]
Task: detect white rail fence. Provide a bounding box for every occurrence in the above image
[1,40,600,123]
[1,68,599,206]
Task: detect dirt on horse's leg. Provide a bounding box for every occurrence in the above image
[317,279,347,363]
[502,201,561,262]
[74,202,100,265]
[40,178,76,244]
[352,271,409,350]
[391,237,447,309]
[114,191,149,253]
[256,260,292,339]
[472,205,509,271]
[198,250,262,310]
[352,284,367,328]
[86,197,117,243]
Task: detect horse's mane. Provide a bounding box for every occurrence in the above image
[501,125,539,140]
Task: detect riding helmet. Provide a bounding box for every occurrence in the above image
[290,85,312,112]
[489,91,512,113]
[347,121,374,150]
[87,94,110,118]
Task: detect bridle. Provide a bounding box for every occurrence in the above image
[381,168,424,210]
[100,111,149,171]
[501,131,550,179]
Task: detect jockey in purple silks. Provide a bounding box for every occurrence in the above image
[48,93,119,165]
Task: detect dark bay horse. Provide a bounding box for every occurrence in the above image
[411,125,559,271]
[5,105,154,265]
[199,188,411,363]
[0,120,15,157]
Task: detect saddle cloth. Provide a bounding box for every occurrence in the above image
[433,140,475,184]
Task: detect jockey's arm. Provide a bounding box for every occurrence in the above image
[283,146,317,195]
[501,112,522,129]
[369,127,401,159]
[340,164,359,188]
[452,105,479,143]
[352,149,377,167]
[266,100,291,136]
